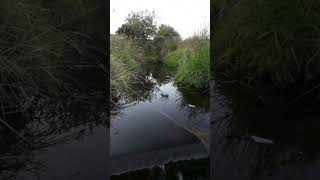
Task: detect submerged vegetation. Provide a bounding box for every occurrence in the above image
[213,0,320,104]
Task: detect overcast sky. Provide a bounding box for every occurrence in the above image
[110,0,210,39]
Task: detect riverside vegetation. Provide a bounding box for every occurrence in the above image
[211,1,320,179]
[110,10,210,107]
[0,1,106,179]
[110,10,210,179]
[212,0,320,110]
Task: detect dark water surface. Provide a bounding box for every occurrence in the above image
[211,80,320,180]
[0,97,108,180]
[0,62,209,180]
[15,126,108,180]
[110,63,210,179]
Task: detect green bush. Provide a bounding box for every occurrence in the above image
[116,10,157,42]
[153,24,181,57]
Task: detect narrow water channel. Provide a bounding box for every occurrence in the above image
[110,63,210,179]
[211,81,320,180]
[1,62,209,180]
[1,97,108,180]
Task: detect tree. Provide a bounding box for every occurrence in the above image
[154,24,181,40]
[116,10,157,41]
[154,24,181,53]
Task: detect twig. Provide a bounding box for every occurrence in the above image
[289,83,320,104]
[200,88,210,95]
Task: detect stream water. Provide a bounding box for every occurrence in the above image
[0,96,108,180]
[211,80,320,180]
[3,61,319,180]
[0,62,209,180]
[110,63,210,179]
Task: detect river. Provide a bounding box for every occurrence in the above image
[110,63,210,179]
[211,80,320,180]
[0,95,108,180]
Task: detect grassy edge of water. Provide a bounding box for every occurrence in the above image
[0,1,107,179]
[164,32,210,89]
[212,0,320,103]
[111,35,139,98]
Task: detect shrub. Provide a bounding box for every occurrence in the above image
[116,10,157,42]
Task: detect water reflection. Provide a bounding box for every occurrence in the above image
[111,63,209,178]
[0,96,108,180]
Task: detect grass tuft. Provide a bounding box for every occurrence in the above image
[165,30,210,89]
[110,35,143,100]
[213,0,320,90]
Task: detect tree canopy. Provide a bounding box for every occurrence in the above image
[116,10,157,41]
[154,24,181,40]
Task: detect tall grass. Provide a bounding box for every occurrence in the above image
[213,0,320,94]
[0,0,107,136]
[165,30,210,89]
[110,35,143,101]
[165,48,186,68]
[0,0,106,108]
[0,0,106,178]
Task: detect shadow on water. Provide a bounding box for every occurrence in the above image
[111,62,210,179]
[211,79,320,180]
